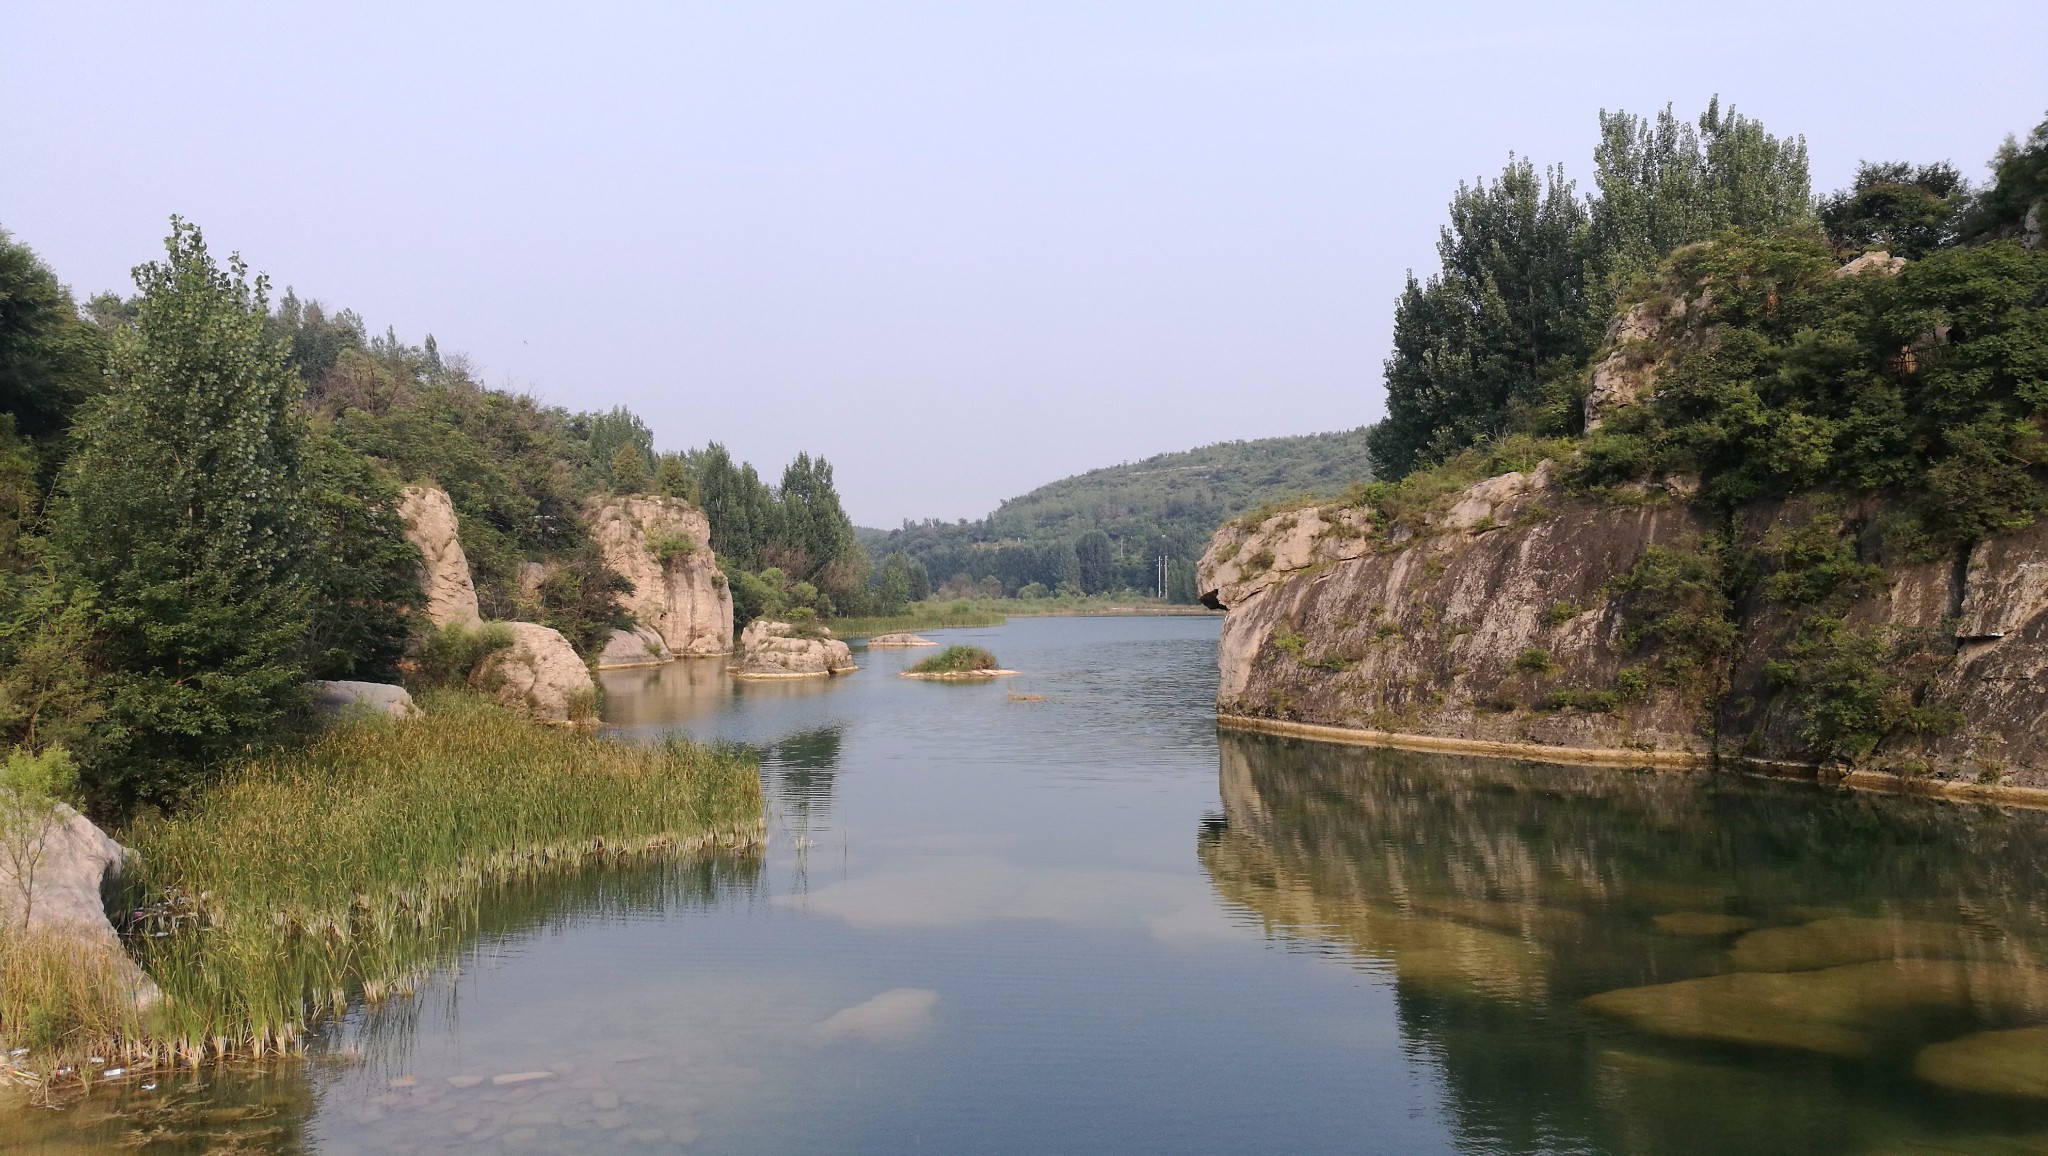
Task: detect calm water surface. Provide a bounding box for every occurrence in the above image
[15,615,2048,1154]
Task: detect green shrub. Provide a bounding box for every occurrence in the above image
[408,623,513,689]
[908,645,999,674]
[1512,647,1559,676]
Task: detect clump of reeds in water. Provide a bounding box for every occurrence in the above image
[907,645,1001,674]
[42,690,760,1075]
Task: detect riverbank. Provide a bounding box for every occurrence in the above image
[0,690,762,1097]
[830,595,1216,639]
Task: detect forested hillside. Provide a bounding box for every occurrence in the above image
[872,427,1374,602]
[0,221,869,813]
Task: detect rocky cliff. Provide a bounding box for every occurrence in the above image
[1197,474,2048,793]
[398,485,484,630]
[587,495,734,657]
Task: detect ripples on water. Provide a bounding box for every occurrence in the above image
[16,615,2048,1154]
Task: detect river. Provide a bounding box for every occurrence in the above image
[13,614,2048,1153]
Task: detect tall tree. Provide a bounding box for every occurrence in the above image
[1819,161,1969,259]
[0,229,106,449]
[1075,530,1115,594]
[1369,158,1595,479]
[51,220,313,810]
[1590,97,1811,299]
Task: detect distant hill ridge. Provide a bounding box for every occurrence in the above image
[872,427,1374,600]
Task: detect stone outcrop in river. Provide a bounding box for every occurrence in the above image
[1198,466,2048,791]
[587,495,734,657]
[398,485,484,630]
[728,619,856,679]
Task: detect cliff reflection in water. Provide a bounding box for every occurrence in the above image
[1201,732,2048,1156]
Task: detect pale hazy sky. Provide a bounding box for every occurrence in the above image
[3,3,2043,525]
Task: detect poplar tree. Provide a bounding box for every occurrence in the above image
[52,219,313,809]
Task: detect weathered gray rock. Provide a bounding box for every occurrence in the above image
[1200,473,1713,757]
[1200,466,2048,787]
[308,679,421,721]
[866,633,937,647]
[596,624,673,669]
[399,485,484,630]
[588,496,734,656]
[1833,249,1907,277]
[0,798,160,1005]
[728,619,856,679]
[472,622,599,724]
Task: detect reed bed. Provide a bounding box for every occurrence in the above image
[828,603,1006,638]
[0,690,761,1087]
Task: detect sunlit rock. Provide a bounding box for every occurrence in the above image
[398,485,483,630]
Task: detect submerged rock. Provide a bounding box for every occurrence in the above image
[727,619,856,679]
[866,633,937,648]
[1583,959,2048,1058]
[398,485,484,630]
[1653,912,1759,937]
[1916,1026,2048,1098]
[1728,916,1978,972]
[472,622,600,724]
[596,625,673,670]
[308,679,421,721]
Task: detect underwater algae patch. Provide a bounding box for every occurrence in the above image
[1583,960,2048,1058]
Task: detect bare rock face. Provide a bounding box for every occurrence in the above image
[308,680,421,721]
[588,496,734,656]
[0,800,161,1005]
[1201,468,2048,786]
[398,485,484,630]
[472,622,599,724]
[597,624,674,670]
[728,619,856,679]
[1199,472,1715,757]
[0,801,128,945]
[1833,250,1907,277]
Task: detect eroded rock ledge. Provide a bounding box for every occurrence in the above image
[1197,467,2048,795]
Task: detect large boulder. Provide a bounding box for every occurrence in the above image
[398,485,484,630]
[728,619,856,679]
[0,799,160,1006]
[308,680,421,721]
[587,495,734,656]
[596,624,674,670]
[472,622,599,724]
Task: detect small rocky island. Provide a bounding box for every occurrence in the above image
[899,645,1017,680]
[728,618,858,679]
[867,632,938,647]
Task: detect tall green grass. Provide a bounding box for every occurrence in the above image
[1,691,761,1084]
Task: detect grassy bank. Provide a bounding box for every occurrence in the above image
[0,691,761,1091]
[830,594,1214,639]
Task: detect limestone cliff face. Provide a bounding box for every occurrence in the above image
[587,495,734,656]
[1198,477,2048,789]
[1200,473,1715,759]
[398,485,483,630]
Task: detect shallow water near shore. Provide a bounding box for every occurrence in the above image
[16,615,2048,1153]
